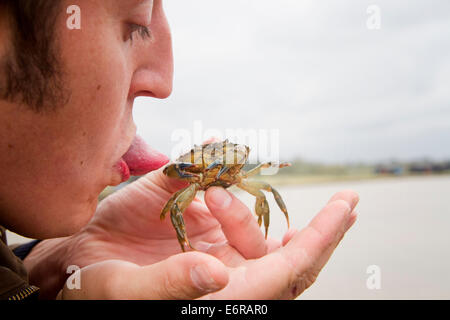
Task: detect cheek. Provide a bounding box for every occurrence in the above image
[58,3,131,113]
[57,16,133,159]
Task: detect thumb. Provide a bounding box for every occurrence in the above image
[59,253,228,300]
[135,252,229,299]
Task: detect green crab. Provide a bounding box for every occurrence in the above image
[161,139,291,252]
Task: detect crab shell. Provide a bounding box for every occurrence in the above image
[164,140,250,189]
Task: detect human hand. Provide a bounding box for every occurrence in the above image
[27,158,358,299]
[199,187,358,299]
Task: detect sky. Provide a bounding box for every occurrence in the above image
[132,0,450,164]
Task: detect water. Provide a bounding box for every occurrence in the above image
[7,175,450,299]
[232,175,450,299]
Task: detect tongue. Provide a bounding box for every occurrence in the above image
[122,135,169,176]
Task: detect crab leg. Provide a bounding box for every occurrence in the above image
[257,197,270,239]
[160,187,186,220]
[247,180,289,229]
[238,179,290,235]
[161,163,202,220]
[236,181,271,239]
[169,183,200,252]
[242,162,291,178]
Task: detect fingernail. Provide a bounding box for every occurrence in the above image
[345,211,358,231]
[337,199,352,215]
[208,187,232,210]
[190,264,221,292]
[347,192,360,211]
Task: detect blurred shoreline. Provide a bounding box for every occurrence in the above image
[253,171,450,186]
[249,158,450,186]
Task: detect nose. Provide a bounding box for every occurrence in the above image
[129,1,173,99]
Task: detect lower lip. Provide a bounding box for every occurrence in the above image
[116,158,131,183]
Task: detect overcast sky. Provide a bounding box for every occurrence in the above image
[133,0,450,164]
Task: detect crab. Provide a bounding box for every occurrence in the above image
[161,139,291,252]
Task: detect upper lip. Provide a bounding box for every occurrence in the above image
[121,127,137,160]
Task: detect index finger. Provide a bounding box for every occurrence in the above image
[204,187,268,259]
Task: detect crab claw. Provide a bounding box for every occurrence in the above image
[205,159,221,171]
[216,166,230,179]
[178,163,195,170]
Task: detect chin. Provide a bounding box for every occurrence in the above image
[32,199,98,239]
[65,200,99,236]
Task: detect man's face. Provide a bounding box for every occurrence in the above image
[0,0,173,238]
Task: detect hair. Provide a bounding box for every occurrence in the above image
[0,0,68,112]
